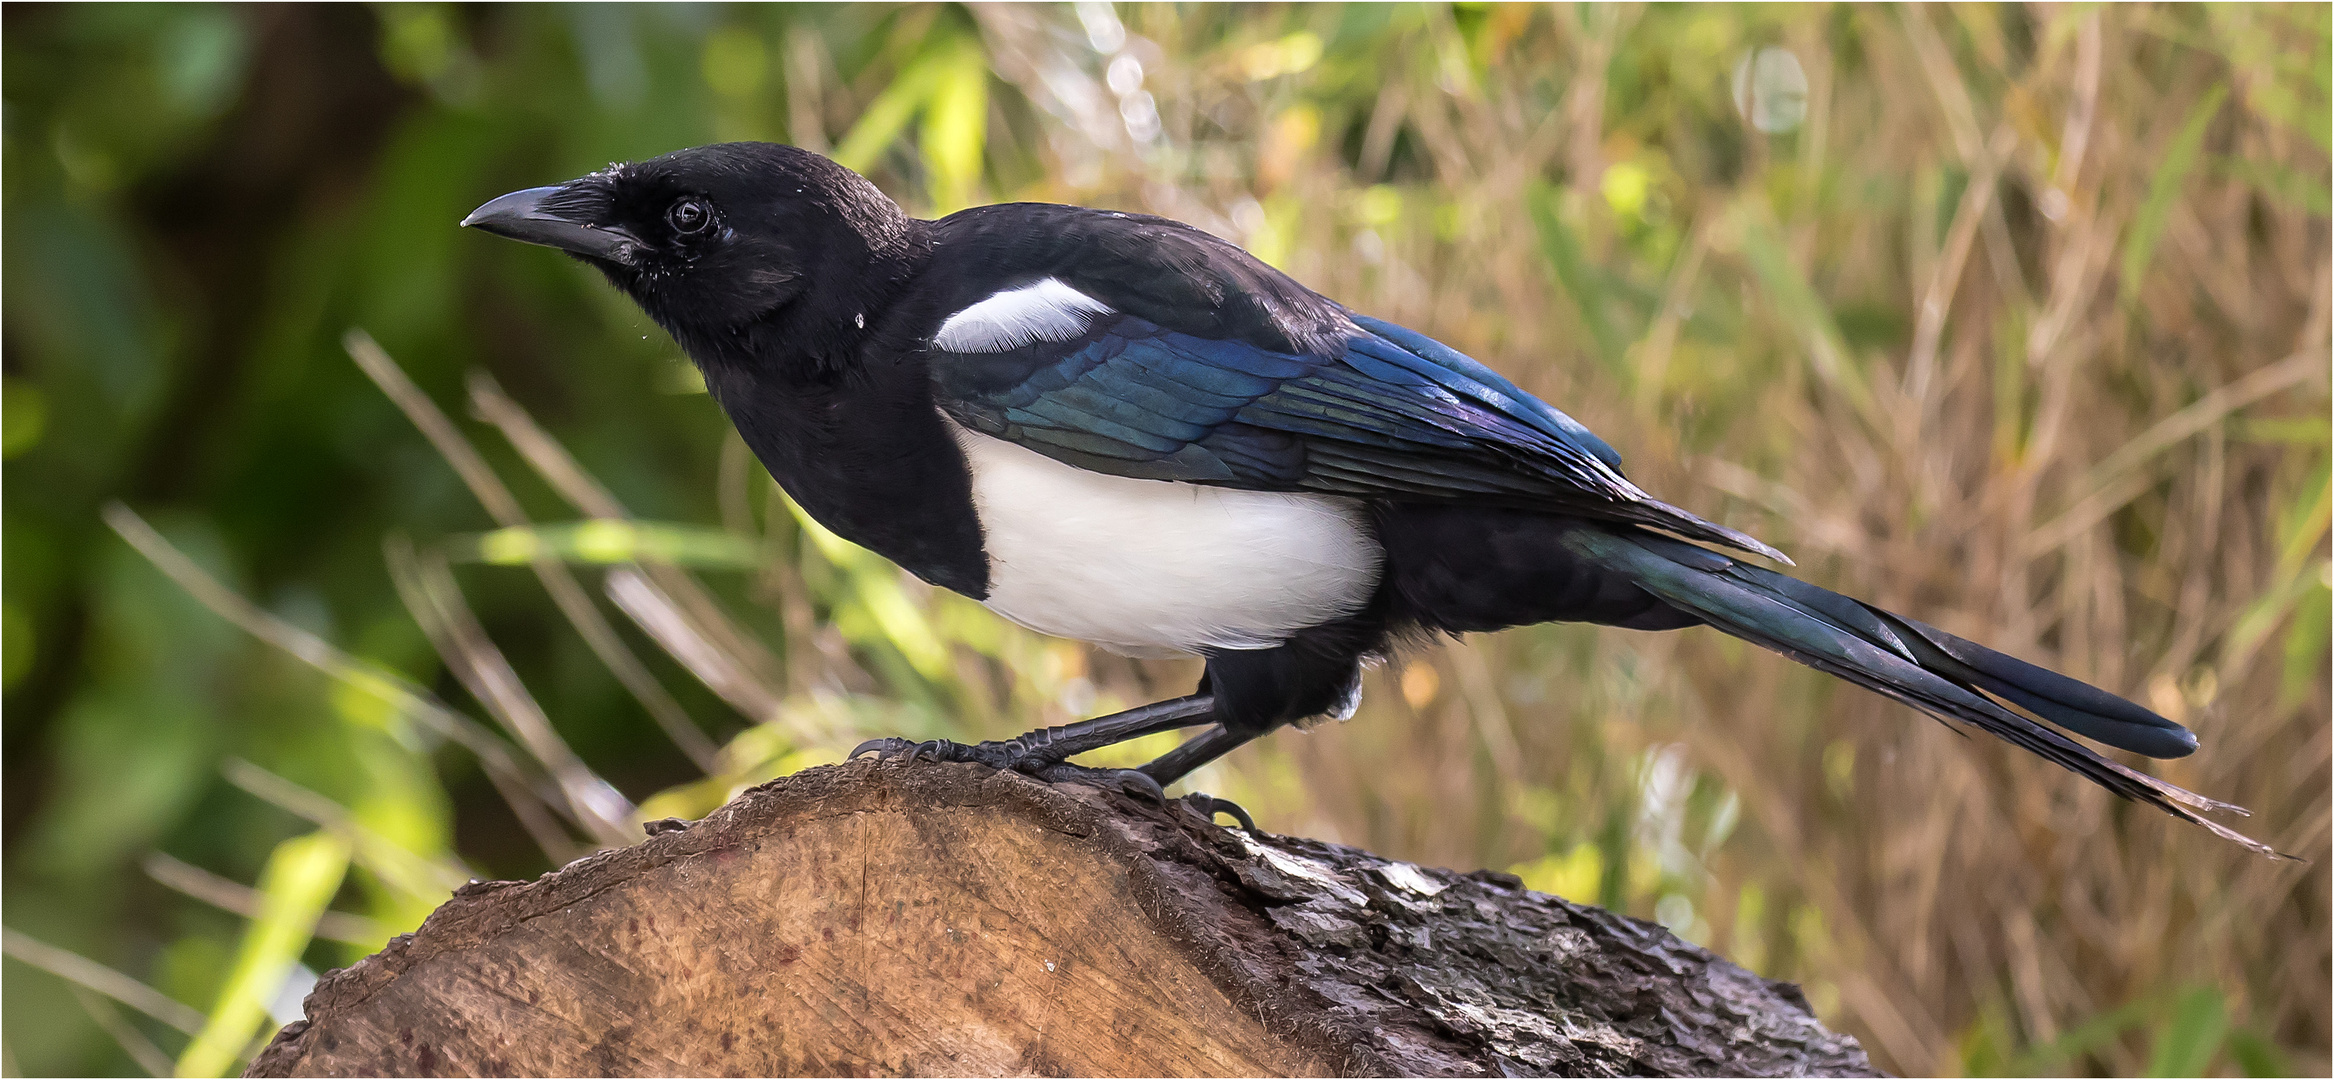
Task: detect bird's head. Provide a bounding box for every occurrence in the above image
[463,142,916,357]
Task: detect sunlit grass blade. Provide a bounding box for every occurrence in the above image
[1905,126,2017,411]
[605,568,790,728]
[143,852,392,950]
[2120,84,2229,307]
[384,539,637,848]
[2272,456,2333,578]
[220,759,471,901]
[2220,462,2332,683]
[2226,1027,2294,1078]
[1526,182,1629,380]
[450,520,767,571]
[2214,155,2333,216]
[466,370,791,713]
[2146,986,2231,1078]
[634,717,845,824]
[2025,349,2329,557]
[830,37,949,175]
[784,494,954,684]
[1726,198,1877,427]
[99,502,572,842]
[173,831,350,1078]
[347,331,721,770]
[2004,994,2153,1076]
[72,986,175,1078]
[920,34,988,214]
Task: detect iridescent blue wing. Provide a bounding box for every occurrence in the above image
[928,308,1784,562]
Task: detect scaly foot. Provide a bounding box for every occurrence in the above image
[850,736,1169,804]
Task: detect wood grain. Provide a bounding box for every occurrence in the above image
[249,760,1873,1077]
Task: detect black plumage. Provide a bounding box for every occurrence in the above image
[463,142,2269,855]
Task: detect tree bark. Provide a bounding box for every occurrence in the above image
[248,759,1874,1077]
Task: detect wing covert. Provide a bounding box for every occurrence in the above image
[928,303,1785,562]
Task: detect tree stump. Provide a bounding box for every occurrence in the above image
[248,759,1873,1077]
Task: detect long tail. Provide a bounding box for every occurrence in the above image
[1560,526,2278,857]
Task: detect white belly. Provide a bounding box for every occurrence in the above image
[951,426,1383,657]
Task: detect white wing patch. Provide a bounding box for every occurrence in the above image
[934,278,1113,353]
[949,423,1383,657]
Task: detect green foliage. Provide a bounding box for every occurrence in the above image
[2120,84,2228,308]
[1529,183,1630,378]
[1961,983,2293,1079]
[174,832,350,1079]
[450,521,767,571]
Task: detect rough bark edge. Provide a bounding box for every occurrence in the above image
[250,760,1873,1078]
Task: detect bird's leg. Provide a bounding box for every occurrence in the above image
[850,694,1219,802]
[1137,723,1263,786]
[1140,724,1271,832]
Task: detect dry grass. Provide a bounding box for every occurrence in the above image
[82,4,2326,1076]
[951,5,2329,1074]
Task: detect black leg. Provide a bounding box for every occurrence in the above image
[1136,723,1265,788]
[849,694,1219,802]
[1137,724,1272,832]
[993,693,1220,762]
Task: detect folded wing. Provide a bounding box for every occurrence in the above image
[929,292,1786,562]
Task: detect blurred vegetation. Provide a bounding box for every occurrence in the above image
[2,4,2326,1076]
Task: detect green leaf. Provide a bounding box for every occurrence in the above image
[2008,995,2153,1075]
[2146,985,2230,1078]
[829,40,951,176]
[3,375,48,459]
[784,496,954,685]
[1728,198,1876,424]
[2227,1028,2292,1077]
[2232,417,2334,445]
[1527,183,1629,379]
[2122,84,2229,307]
[449,520,766,570]
[174,831,351,1078]
[2273,453,2331,578]
[24,686,215,879]
[2281,577,2330,710]
[2213,155,2333,217]
[919,36,988,214]
[0,600,30,690]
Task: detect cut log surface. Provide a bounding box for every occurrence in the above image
[249,759,1874,1077]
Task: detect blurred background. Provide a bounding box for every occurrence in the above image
[3,3,2326,1076]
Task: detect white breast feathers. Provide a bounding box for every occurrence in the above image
[933,278,1114,353]
[950,425,1384,657]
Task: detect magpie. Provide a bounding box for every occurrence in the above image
[464,142,2267,854]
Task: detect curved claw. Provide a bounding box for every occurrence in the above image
[1112,769,1169,806]
[851,737,914,760]
[1180,793,1259,833]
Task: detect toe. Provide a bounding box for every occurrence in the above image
[1113,769,1169,806]
[1182,793,1259,833]
[851,737,912,760]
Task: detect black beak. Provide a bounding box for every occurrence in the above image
[461,186,640,263]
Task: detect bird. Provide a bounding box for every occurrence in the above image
[463,141,2269,855]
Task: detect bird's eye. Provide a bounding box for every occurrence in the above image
[667,198,712,235]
